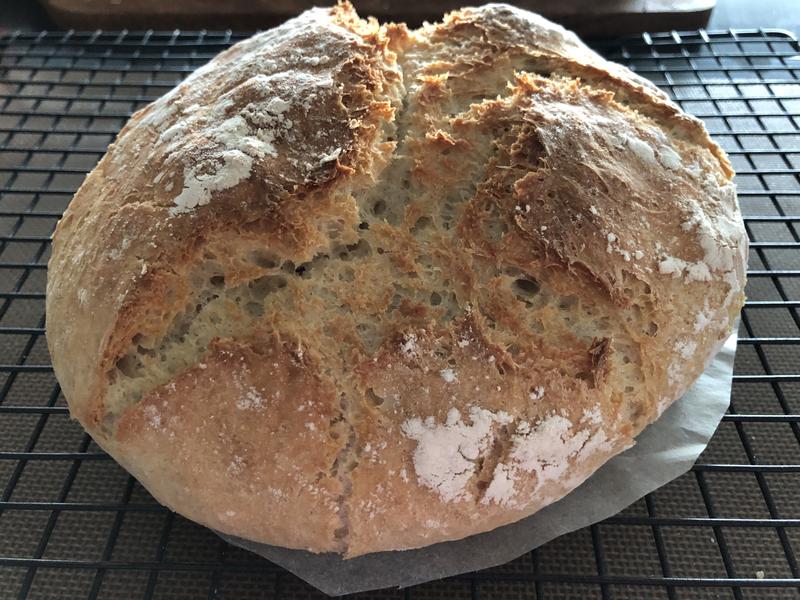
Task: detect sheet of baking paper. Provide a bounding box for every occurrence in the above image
[219,331,738,596]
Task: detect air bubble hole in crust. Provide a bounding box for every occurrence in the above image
[116,354,142,378]
[513,278,540,297]
[336,239,372,261]
[248,275,288,300]
[411,216,432,236]
[248,250,279,269]
[365,388,384,407]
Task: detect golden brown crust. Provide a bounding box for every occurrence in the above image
[112,337,347,551]
[47,2,403,426]
[46,3,747,556]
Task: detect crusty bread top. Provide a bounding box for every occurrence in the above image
[46,2,746,556]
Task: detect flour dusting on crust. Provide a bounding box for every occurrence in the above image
[401,407,512,502]
[161,75,309,214]
[402,405,611,508]
[658,185,746,309]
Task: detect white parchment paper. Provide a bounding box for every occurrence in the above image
[219,331,738,596]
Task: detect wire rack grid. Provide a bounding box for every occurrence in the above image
[0,25,799,600]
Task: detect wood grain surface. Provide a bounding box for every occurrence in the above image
[39,0,716,35]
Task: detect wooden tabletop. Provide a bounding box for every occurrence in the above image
[0,0,798,37]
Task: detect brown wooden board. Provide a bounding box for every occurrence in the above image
[40,0,715,36]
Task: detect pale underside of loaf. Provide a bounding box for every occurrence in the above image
[45,2,747,556]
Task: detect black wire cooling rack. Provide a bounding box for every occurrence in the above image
[0,25,799,600]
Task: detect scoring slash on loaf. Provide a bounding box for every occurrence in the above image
[46,2,747,556]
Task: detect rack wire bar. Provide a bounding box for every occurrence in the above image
[1,25,800,600]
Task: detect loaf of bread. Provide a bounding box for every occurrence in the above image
[46,3,747,557]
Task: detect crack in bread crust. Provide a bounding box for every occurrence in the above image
[46,2,747,556]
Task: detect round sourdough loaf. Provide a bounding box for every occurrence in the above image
[46,3,747,556]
